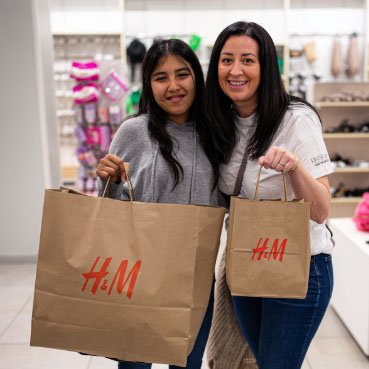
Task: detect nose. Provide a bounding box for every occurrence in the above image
[230,61,242,76]
[168,77,180,91]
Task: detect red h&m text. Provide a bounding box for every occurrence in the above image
[81,257,142,299]
[251,237,287,262]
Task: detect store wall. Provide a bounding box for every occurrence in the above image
[124,0,286,45]
[0,0,59,260]
[50,0,122,35]
[50,0,366,82]
[123,1,364,82]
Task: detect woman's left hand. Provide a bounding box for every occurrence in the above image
[259,146,298,172]
[259,146,331,223]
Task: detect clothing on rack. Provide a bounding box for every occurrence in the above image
[346,33,360,77]
[126,39,147,82]
[331,37,342,77]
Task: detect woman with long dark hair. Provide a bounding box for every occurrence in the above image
[96,39,220,369]
[205,21,334,369]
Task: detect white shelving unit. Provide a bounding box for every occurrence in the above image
[314,82,369,218]
[323,133,369,139]
[331,198,362,205]
[334,167,369,174]
[52,34,124,185]
[317,102,369,108]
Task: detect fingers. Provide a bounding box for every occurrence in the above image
[261,147,283,170]
[271,149,284,170]
[97,156,118,182]
[96,154,128,183]
[259,147,297,173]
[121,163,130,183]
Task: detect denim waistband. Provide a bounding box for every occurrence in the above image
[311,253,331,261]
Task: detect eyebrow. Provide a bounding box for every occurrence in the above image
[221,52,256,57]
[152,67,191,77]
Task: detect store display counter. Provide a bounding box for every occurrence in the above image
[329,217,369,356]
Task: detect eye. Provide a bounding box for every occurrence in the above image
[177,72,191,79]
[242,57,254,64]
[220,57,233,65]
[154,75,166,81]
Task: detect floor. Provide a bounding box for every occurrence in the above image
[0,262,368,369]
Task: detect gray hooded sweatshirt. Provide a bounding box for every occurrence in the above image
[99,114,217,206]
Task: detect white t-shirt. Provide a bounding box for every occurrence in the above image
[219,104,335,255]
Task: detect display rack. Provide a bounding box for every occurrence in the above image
[53,34,129,191]
[314,82,369,217]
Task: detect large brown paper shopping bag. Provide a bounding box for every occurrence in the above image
[226,168,311,299]
[31,186,225,366]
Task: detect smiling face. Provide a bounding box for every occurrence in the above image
[218,35,261,117]
[150,54,196,125]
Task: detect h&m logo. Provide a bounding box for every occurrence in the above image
[251,237,287,262]
[81,257,142,299]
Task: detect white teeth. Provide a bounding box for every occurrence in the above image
[229,81,247,86]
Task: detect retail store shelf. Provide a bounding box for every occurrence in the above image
[316,102,369,108]
[333,167,369,173]
[323,133,369,139]
[61,165,78,181]
[320,75,369,218]
[331,197,362,204]
[56,109,75,117]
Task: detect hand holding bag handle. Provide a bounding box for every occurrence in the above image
[254,166,288,202]
[102,170,135,201]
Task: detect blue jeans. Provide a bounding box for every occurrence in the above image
[232,253,333,369]
[118,286,214,369]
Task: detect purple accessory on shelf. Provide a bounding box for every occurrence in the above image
[98,106,110,124]
[100,125,111,152]
[109,104,123,125]
[75,106,84,125]
[75,126,87,143]
[78,165,88,179]
[86,127,101,146]
[84,103,97,124]
[100,70,129,101]
[77,146,88,165]
[85,176,96,192]
[84,150,97,167]
[76,177,86,192]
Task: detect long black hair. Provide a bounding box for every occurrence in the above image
[138,38,219,189]
[205,21,319,163]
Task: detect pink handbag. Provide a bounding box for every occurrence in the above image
[353,193,369,232]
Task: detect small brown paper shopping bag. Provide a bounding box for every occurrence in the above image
[31,182,225,366]
[226,168,311,299]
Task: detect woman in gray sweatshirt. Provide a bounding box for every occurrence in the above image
[96,39,221,369]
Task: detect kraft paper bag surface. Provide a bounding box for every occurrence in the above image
[226,189,311,299]
[31,189,225,366]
